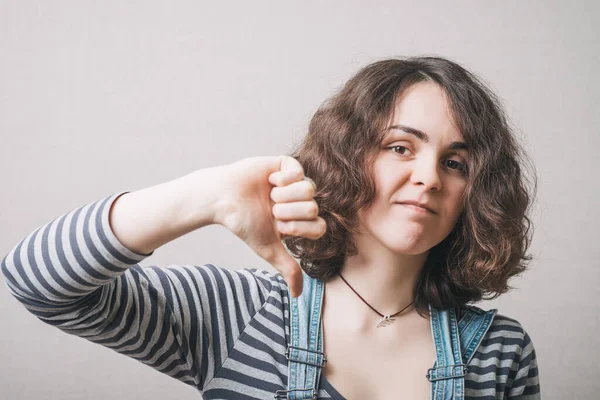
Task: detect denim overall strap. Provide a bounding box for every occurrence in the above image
[457,305,497,366]
[428,305,498,400]
[428,305,466,400]
[275,271,326,399]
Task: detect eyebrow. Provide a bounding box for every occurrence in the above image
[386,124,468,151]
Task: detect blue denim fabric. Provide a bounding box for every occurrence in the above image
[275,271,326,399]
[275,270,497,400]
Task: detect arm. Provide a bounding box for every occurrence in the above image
[1,155,319,392]
[107,155,316,298]
[507,329,541,399]
[108,165,237,255]
[0,165,269,391]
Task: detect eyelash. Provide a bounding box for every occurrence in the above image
[388,145,468,175]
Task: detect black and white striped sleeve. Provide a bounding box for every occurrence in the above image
[507,328,540,399]
[465,313,541,399]
[0,192,271,392]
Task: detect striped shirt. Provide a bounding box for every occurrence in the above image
[1,192,540,399]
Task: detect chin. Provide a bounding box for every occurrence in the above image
[383,236,435,255]
[362,219,449,255]
[389,244,432,256]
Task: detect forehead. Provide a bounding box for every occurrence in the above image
[387,81,464,142]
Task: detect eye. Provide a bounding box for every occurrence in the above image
[444,159,468,175]
[389,145,413,156]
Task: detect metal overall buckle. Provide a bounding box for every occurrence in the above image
[274,345,327,398]
[274,388,318,399]
[284,345,327,367]
[426,363,469,382]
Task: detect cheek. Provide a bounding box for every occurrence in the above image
[442,184,467,224]
[442,178,467,219]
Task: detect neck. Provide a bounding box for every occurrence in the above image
[327,234,428,327]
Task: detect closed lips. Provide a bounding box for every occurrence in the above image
[396,201,436,214]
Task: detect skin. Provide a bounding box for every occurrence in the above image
[328,80,470,325]
[319,81,471,399]
[108,76,471,399]
[259,80,470,399]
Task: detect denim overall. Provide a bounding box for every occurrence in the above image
[274,270,497,400]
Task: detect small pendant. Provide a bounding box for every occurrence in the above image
[376,315,396,328]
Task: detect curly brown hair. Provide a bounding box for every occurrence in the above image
[283,56,537,316]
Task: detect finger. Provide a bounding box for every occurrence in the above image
[269,242,304,298]
[276,218,327,240]
[272,201,319,221]
[303,176,317,191]
[270,180,315,203]
[268,156,307,187]
[268,169,304,187]
[279,155,306,179]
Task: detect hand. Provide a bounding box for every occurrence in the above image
[220,155,326,298]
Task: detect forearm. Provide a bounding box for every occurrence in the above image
[109,164,236,255]
[0,163,237,307]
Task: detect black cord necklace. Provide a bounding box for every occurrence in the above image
[337,271,415,328]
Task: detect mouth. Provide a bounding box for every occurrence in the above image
[396,202,436,215]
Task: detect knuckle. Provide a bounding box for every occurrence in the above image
[287,169,303,185]
[309,227,320,240]
[309,202,319,217]
[286,221,297,234]
[270,187,280,202]
[304,181,315,197]
[318,218,327,236]
[272,203,281,218]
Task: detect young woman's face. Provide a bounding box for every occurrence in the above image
[358,81,469,256]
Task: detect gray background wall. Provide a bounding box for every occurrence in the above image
[1,1,598,399]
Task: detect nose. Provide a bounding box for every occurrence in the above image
[410,156,442,192]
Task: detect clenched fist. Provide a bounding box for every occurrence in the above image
[219,155,326,298]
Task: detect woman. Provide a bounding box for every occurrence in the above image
[1,56,540,399]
